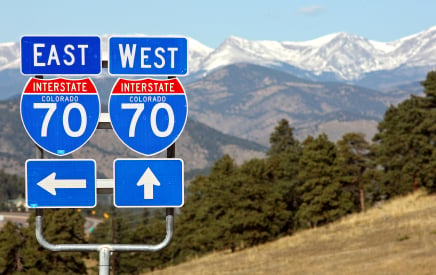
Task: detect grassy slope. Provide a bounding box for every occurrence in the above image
[149,190,436,275]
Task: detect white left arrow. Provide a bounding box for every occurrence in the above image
[37,172,87,195]
[137,167,160,199]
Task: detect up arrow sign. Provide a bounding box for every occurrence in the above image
[114,159,183,208]
[37,172,87,195]
[137,167,160,199]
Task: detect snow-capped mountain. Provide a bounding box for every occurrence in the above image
[198,26,436,82]
[1,26,435,85]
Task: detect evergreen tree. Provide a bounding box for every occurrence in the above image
[373,71,436,196]
[131,210,171,273]
[267,118,302,232]
[418,71,436,189]
[268,119,299,156]
[174,154,291,262]
[296,134,354,228]
[0,222,25,274]
[336,133,372,211]
[20,209,88,274]
[225,158,291,248]
[173,155,238,261]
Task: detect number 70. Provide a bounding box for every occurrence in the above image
[121,102,175,138]
[34,102,87,137]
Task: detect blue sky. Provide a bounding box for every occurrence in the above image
[2,0,435,48]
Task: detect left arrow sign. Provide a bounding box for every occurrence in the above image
[37,172,87,195]
[26,159,96,208]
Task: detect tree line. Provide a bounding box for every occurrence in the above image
[0,170,24,211]
[0,71,435,274]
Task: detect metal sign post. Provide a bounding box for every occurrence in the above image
[34,208,174,275]
[32,100,176,275]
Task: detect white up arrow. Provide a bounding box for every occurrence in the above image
[136,167,160,199]
[37,172,87,195]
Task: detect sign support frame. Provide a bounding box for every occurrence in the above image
[31,68,177,275]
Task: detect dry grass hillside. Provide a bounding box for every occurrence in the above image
[149,190,436,275]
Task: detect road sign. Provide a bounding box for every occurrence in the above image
[21,35,101,75]
[20,77,101,156]
[108,36,188,75]
[114,159,184,208]
[26,159,96,208]
[109,78,188,156]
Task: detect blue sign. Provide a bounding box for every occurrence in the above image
[108,36,188,75]
[26,159,96,208]
[114,159,184,208]
[20,78,101,156]
[21,35,101,75]
[109,78,188,156]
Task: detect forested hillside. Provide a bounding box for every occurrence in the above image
[0,71,434,274]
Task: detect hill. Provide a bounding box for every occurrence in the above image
[0,98,266,179]
[149,190,436,275]
[187,63,388,144]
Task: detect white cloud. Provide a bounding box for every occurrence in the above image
[297,5,326,16]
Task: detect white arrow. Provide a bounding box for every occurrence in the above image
[136,167,160,199]
[37,172,87,196]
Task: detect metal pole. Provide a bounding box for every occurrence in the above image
[35,179,174,251]
[34,76,44,161]
[166,75,176,251]
[32,71,178,274]
[99,246,111,275]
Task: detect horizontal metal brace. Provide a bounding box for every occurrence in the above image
[97,113,111,129]
[96,112,113,194]
[35,208,174,252]
[96,179,113,194]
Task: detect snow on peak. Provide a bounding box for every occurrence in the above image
[199,27,436,80]
[1,27,436,81]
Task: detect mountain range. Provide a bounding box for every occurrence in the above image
[0,27,434,172]
[0,28,433,102]
[1,26,435,91]
[190,27,436,87]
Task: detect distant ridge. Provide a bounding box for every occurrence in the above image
[1,26,436,87]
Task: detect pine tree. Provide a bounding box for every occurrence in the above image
[20,209,88,274]
[418,71,436,190]
[267,119,302,232]
[130,209,170,273]
[296,134,354,228]
[336,132,372,211]
[268,119,299,156]
[225,158,291,248]
[373,71,436,196]
[173,154,291,262]
[174,155,238,260]
[0,222,26,274]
